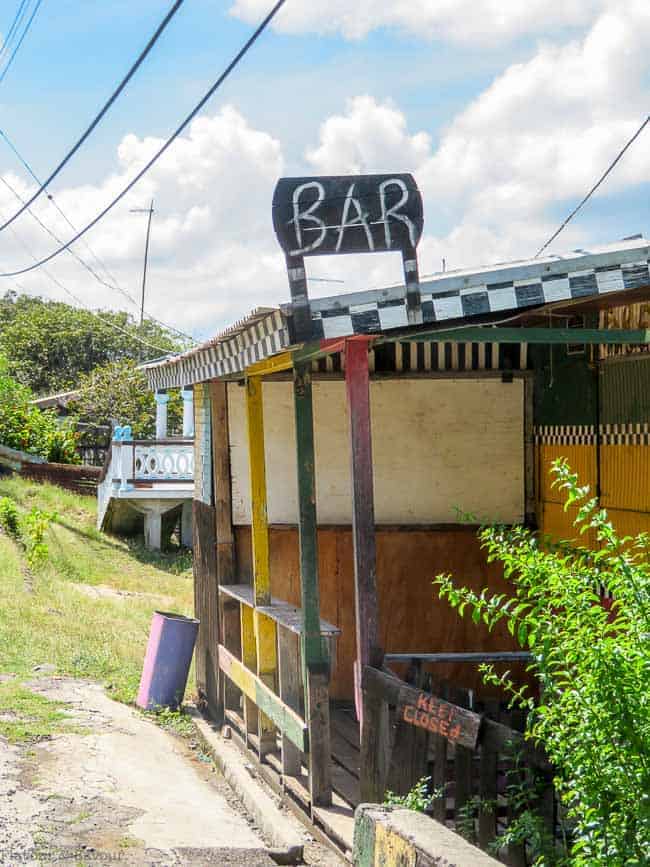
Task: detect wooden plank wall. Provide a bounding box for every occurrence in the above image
[234,525,524,700]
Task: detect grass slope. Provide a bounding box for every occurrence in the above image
[0,474,194,721]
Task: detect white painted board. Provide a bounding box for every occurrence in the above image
[228,379,524,525]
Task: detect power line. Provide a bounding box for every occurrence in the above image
[0,0,186,232]
[0,0,44,86]
[0,1,29,64]
[0,165,195,343]
[535,115,650,258]
[0,0,287,277]
[0,126,132,288]
[0,216,176,355]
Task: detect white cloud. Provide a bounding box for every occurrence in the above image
[230,0,607,44]
[300,0,650,278]
[0,2,647,338]
[306,96,431,175]
[0,107,287,338]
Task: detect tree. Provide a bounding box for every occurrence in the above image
[436,460,650,866]
[0,354,79,463]
[68,359,182,440]
[0,291,186,395]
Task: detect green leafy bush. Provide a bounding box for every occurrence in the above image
[385,776,437,813]
[0,496,20,536]
[20,507,55,570]
[0,493,55,569]
[0,354,79,463]
[435,459,650,866]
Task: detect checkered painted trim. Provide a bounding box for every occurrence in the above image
[310,252,650,339]
[599,423,650,445]
[145,310,289,390]
[536,423,650,445]
[535,425,596,445]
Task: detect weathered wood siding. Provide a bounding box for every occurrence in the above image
[194,383,213,506]
[234,525,523,700]
[228,379,524,526]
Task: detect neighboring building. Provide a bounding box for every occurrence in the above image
[96,387,195,550]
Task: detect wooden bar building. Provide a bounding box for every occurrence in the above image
[143,235,650,843]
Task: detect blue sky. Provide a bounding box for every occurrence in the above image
[0,1,648,338]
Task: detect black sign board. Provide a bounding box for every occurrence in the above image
[272,173,424,342]
[272,174,423,259]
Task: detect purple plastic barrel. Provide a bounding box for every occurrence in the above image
[136,611,199,711]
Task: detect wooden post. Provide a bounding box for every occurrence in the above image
[211,381,236,584]
[452,688,473,831]
[245,376,270,606]
[360,669,390,802]
[245,375,276,756]
[255,610,278,756]
[192,500,218,719]
[220,596,242,717]
[478,699,499,848]
[240,604,258,744]
[293,361,332,807]
[278,628,302,778]
[345,338,382,725]
[293,364,327,671]
[211,380,237,722]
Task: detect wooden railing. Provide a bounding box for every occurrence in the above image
[361,666,555,865]
[217,582,340,807]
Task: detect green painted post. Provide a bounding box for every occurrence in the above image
[293,359,332,807]
[293,362,327,671]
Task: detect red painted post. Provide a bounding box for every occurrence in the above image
[345,337,383,727]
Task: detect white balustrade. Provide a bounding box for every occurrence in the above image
[134,443,194,481]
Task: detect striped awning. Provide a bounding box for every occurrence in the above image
[144,237,650,390]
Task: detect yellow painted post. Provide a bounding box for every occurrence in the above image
[240,604,258,743]
[245,374,278,756]
[245,376,271,606]
[255,610,278,755]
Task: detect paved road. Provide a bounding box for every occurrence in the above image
[0,677,279,865]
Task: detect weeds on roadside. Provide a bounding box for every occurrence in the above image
[385,776,439,813]
[144,705,195,737]
[0,681,75,743]
[0,494,55,569]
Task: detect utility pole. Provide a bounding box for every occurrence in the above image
[130,199,155,326]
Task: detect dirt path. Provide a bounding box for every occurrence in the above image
[0,677,280,865]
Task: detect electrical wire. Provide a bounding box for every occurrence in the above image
[535,115,650,258]
[0,1,29,64]
[0,0,44,86]
[0,164,196,343]
[1,126,136,288]
[0,214,176,356]
[0,0,186,231]
[0,0,287,277]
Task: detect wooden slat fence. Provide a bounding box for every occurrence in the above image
[0,443,101,494]
[19,461,101,494]
[361,665,556,866]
